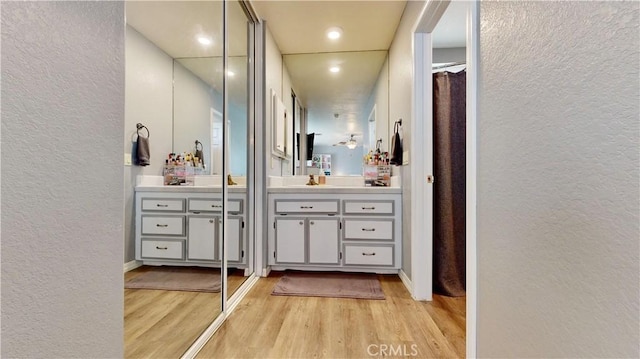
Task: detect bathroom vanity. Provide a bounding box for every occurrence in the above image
[267,178,402,274]
[134,178,248,271]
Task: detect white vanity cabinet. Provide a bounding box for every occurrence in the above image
[274,218,306,263]
[274,217,340,264]
[308,218,340,264]
[268,191,401,274]
[135,189,246,269]
[273,199,340,265]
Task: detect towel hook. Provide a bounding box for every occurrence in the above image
[394,119,402,132]
[136,123,149,138]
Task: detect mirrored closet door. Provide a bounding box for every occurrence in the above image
[123,1,246,357]
[224,0,255,304]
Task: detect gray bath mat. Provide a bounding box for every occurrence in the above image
[271,271,385,300]
[125,266,221,293]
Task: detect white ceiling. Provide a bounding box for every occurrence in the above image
[125,1,466,148]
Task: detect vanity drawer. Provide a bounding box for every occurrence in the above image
[344,200,394,215]
[188,199,242,213]
[344,219,393,240]
[275,200,339,214]
[344,244,393,266]
[141,216,185,236]
[141,198,185,212]
[141,240,184,260]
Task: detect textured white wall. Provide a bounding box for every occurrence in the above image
[1,2,124,357]
[388,0,426,279]
[478,2,639,357]
[124,26,174,262]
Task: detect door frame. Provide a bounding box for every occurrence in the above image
[411,1,478,357]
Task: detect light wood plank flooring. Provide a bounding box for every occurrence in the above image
[197,271,465,359]
[124,266,248,358]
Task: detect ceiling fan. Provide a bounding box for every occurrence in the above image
[333,134,358,149]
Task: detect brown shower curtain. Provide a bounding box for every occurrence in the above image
[433,70,466,297]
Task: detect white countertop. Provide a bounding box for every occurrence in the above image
[134,175,401,194]
[266,185,401,194]
[135,175,246,192]
[135,185,247,193]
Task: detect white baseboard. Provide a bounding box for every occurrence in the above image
[124,260,142,273]
[261,267,271,277]
[399,269,413,297]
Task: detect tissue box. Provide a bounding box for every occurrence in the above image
[364,165,391,187]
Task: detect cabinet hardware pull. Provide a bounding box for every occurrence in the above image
[362,252,376,256]
[156,224,168,227]
[310,221,315,225]
[209,219,214,223]
[300,206,313,209]
[362,228,376,232]
[156,204,168,207]
[362,207,376,210]
[156,246,168,250]
[193,211,201,214]
[299,221,304,225]
[211,205,222,208]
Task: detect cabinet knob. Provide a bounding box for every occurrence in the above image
[310,221,315,225]
[299,221,304,225]
[209,219,215,223]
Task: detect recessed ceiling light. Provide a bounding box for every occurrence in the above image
[329,66,340,73]
[197,36,212,46]
[326,27,343,40]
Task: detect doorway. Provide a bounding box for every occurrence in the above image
[410,1,478,357]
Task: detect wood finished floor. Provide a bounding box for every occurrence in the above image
[124,266,248,359]
[197,271,466,359]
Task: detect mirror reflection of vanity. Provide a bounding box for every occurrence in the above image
[123,1,255,358]
[281,50,390,176]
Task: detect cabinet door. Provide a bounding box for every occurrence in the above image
[188,216,218,261]
[275,218,306,263]
[308,218,340,264]
[226,217,243,262]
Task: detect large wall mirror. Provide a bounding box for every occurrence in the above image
[124,1,254,357]
[283,51,389,176]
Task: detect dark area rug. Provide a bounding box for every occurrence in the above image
[125,266,221,293]
[271,271,385,300]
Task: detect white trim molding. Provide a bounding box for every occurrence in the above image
[465,2,479,358]
[123,260,142,273]
[399,270,413,297]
